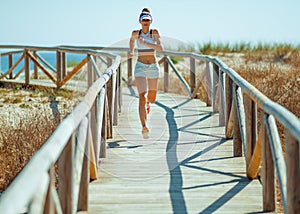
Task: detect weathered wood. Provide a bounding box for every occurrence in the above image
[165,56,192,97]
[96,88,106,159]
[107,57,113,139]
[27,51,57,84]
[212,63,219,113]
[100,93,108,158]
[77,117,90,212]
[8,54,13,79]
[264,114,287,210]
[25,50,30,85]
[127,55,133,85]
[164,56,169,92]
[32,51,38,80]
[233,84,242,157]
[28,172,49,214]
[58,134,74,214]
[44,165,56,214]
[0,48,121,214]
[226,100,234,139]
[56,51,62,86]
[225,75,233,137]
[62,52,66,78]
[89,127,98,180]
[244,95,253,168]
[73,118,88,212]
[235,86,247,156]
[219,69,226,126]
[190,57,196,94]
[205,61,212,106]
[286,131,299,213]
[261,113,275,212]
[34,52,57,73]
[59,57,88,87]
[0,52,25,79]
[247,130,262,179]
[85,86,265,214]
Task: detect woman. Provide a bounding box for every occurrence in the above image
[129,8,163,138]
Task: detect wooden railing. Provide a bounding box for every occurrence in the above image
[159,51,300,213]
[0,46,299,213]
[0,46,121,213]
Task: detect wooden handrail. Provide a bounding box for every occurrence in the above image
[0,46,121,213]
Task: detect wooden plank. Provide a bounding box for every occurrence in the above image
[89,127,98,181]
[164,57,169,92]
[261,113,275,212]
[286,131,300,213]
[85,86,265,214]
[0,52,24,79]
[27,51,57,84]
[58,134,74,214]
[247,130,262,179]
[59,56,88,87]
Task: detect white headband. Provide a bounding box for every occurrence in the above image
[140,14,152,21]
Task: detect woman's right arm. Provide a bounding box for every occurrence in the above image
[129,31,138,58]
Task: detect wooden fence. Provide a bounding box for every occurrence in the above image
[0,46,121,213]
[0,46,299,213]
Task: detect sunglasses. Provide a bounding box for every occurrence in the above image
[141,19,151,22]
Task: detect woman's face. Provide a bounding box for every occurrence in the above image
[140,19,152,27]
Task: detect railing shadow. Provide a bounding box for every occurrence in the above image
[156,97,252,214]
[155,100,187,214]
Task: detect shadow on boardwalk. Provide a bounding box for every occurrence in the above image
[85,86,264,214]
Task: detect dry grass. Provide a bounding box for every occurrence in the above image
[0,87,82,192]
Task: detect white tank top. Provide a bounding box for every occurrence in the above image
[136,29,156,52]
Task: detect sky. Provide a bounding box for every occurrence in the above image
[0,0,299,48]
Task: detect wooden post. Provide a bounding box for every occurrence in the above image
[24,50,30,85]
[113,67,120,125]
[219,70,226,126]
[56,51,62,87]
[62,52,66,79]
[233,84,242,156]
[244,95,257,170]
[33,51,38,79]
[286,131,300,213]
[8,54,13,79]
[106,57,113,139]
[100,93,108,158]
[117,66,122,113]
[190,57,196,94]
[87,54,93,87]
[212,63,219,113]
[44,165,55,214]
[164,56,169,92]
[262,113,275,212]
[127,54,132,85]
[205,61,212,106]
[225,75,233,137]
[58,134,74,214]
[77,117,90,212]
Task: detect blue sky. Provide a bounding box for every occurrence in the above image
[0,0,299,47]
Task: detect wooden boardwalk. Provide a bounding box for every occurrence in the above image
[80,86,264,214]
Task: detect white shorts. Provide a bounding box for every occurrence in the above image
[134,61,160,79]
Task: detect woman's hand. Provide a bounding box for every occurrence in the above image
[128,51,134,58]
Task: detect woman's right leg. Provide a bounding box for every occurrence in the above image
[135,76,148,128]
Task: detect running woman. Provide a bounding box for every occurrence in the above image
[129,8,163,138]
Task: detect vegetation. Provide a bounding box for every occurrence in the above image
[0,87,82,192]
